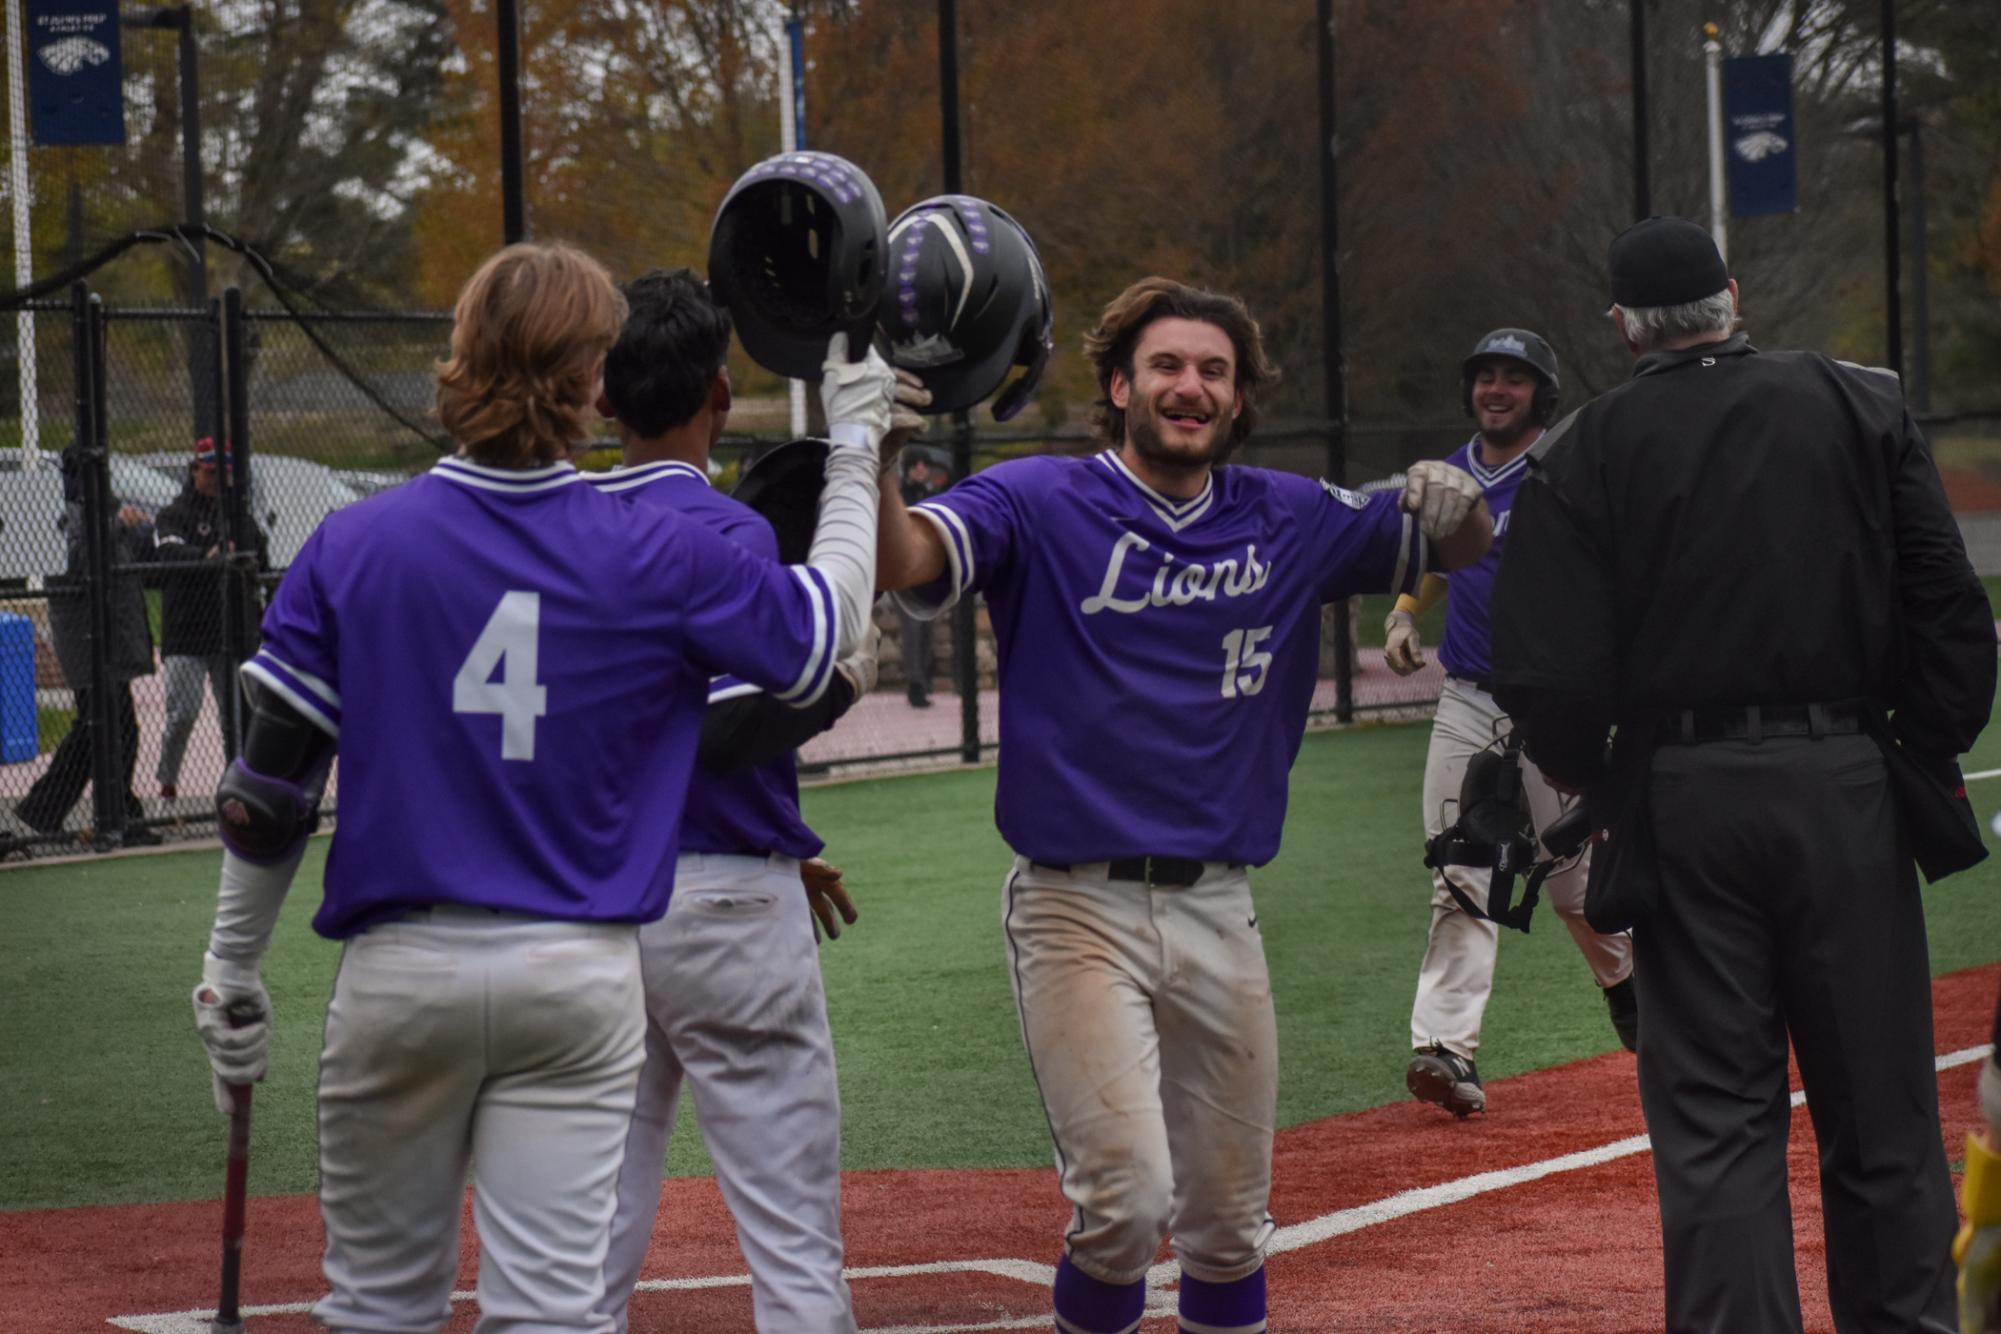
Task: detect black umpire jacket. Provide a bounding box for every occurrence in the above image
[1489,333,1994,789]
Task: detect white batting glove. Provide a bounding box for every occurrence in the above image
[192,950,271,1115]
[835,615,882,698]
[1400,460,1482,543]
[1383,609,1426,676]
[820,333,898,453]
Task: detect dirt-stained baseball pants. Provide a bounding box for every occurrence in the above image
[313,908,646,1333]
[601,852,855,1333]
[1412,677,1633,1057]
[1002,857,1278,1287]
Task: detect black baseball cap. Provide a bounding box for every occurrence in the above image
[1608,216,1730,308]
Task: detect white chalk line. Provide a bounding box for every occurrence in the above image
[106,1044,1998,1332]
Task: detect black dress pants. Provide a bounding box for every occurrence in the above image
[1636,733,1956,1334]
[18,684,140,833]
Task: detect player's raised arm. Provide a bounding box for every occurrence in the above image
[874,371,949,593]
[802,333,898,661]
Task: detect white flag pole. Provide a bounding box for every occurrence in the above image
[6,0,39,466]
[1704,21,1728,261]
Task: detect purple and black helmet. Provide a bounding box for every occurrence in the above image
[708,152,888,381]
[876,195,1052,422]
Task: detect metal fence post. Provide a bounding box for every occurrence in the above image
[220,286,251,756]
[78,289,125,844]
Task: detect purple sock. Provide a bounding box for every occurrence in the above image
[1179,1267,1267,1333]
[1053,1254,1145,1333]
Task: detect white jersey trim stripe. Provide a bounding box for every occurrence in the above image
[433,458,583,495]
[1097,450,1215,530]
[707,678,763,704]
[914,501,975,598]
[773,564,834,705]
[1469,451,1530,488]
[584,461,710,493]
[239,659,339,739]
[249,649,339,711]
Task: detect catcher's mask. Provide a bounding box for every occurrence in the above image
[1423,734,1591,933]
[732,437,827,565]
[1461,327,1561,428]
[876,194,1052,422]
[709,152,888,381]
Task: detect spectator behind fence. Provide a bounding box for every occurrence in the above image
[897,447,950,707]
[14,442,160,847]
[153,437,270,801]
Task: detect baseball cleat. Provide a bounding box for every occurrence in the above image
[1605,977,1639,1053]
[1407,1044,1485,1118]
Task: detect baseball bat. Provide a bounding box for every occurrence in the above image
[211,998,261,1334]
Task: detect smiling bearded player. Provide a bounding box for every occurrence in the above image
[1385,329,1638,1120]
[874,276,1493,1334]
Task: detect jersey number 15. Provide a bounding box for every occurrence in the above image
[453,591,548,760]
[1220,625,1273,699]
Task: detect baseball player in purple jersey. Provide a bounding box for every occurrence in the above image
[1384,329,1636,1118]
[874,276,1493,1334]
[187,243,897,1332]
[588,269,916,1332]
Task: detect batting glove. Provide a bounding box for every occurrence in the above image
[1383,608,1426,676]
[820,333,898,453]
[1401,460,1482,544]
[835,615,882,699]
[1958,1119,2001,1333]
[192,950,271,1116]
[802,857,858,943]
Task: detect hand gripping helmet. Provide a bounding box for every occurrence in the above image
[708,152,889,380]
[876,195,1053,422]
[1461,327,1561,427]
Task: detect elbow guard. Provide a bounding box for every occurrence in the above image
[217,675,334,864]
[216,758,321,865]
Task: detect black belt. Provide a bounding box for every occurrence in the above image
[1672,702,1865,744]
[1031,855,1212,888]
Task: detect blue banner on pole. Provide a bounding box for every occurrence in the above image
[1723,53,1796,216]
[26,0,125,146]
[786,17,807,150]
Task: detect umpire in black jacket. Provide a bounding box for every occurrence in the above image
[1492,216,1995,1334]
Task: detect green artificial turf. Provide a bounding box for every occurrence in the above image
[4,718,2001,1211]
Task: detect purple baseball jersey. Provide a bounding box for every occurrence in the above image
[1434,437,1529,683]
[586,461,822,860]
[244,456,840,938]
[903,451,1427,866]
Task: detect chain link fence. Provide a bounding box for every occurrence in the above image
[6,1,2001,857]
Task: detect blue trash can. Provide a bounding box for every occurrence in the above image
[0,612,36,763]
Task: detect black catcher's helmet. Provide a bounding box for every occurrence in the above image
[876,195,1052,422]
[732,437,827,565]
[1461,327,1561,426]
[709,152,888,381]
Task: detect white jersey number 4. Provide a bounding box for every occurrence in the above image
[453,591,548,760]
[1220,625,1274,699]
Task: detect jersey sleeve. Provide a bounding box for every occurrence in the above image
[892,467,1025,620]
[240,523,342,737]
[1308,481,1429,602]
[660,513,843,708]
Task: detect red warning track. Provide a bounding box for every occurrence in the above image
[6,964,1995,1332]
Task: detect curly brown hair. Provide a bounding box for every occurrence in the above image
[1082,276,1280,453]
[435,243,627,467]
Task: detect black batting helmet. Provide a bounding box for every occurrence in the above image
[1461,327,1561,426]
[732,437,827,565]
[877,195,1052,422]
[708,152,888,381]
